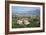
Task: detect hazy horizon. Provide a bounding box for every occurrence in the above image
[12,6,40,16]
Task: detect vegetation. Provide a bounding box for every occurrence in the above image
[12,15,40,28]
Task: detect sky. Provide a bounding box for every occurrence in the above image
[12,6,40,14]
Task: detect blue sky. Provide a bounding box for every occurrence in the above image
[12,6,40,14]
